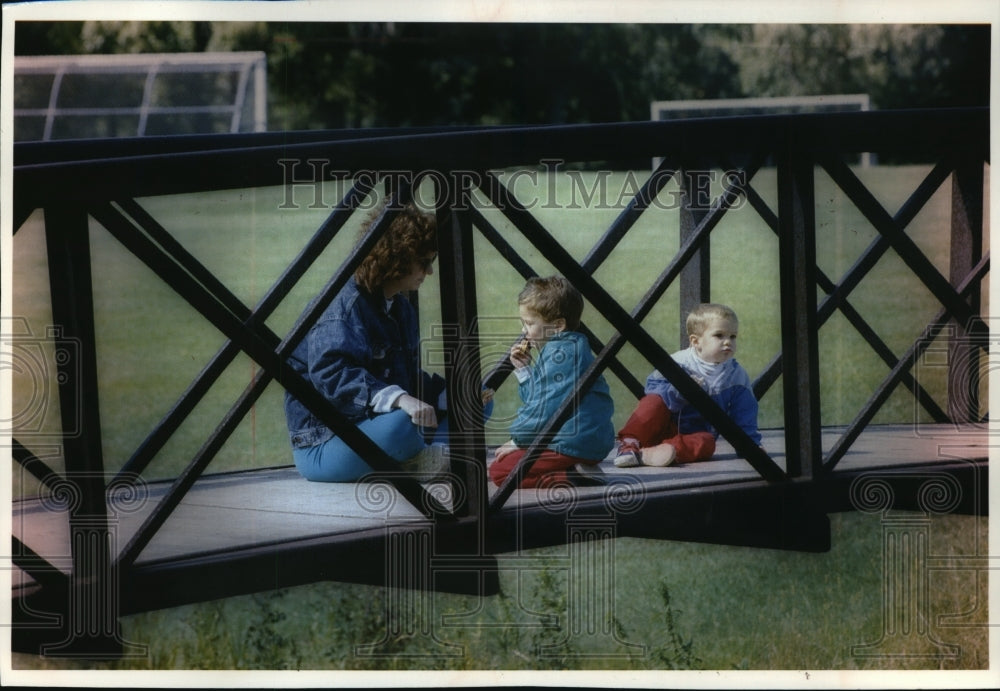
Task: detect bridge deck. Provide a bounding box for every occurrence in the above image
[12,423,988,598]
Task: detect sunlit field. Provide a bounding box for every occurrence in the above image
[12,165,986,484]
[10,164,990,671]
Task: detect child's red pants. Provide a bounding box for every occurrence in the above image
[618,394,716,463]
[489,448,597,488]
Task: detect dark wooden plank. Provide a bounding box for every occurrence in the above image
[15,109,988,205]
[11,423,986,644]
[678,167,711,349]
[436,180,488,518]
[948,159,986,422]
[776,152,821,479]
[43,203,127,657]
[12,424,986,576]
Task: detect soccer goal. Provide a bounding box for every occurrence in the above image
[650,94,871,121]
[13,51,267,142]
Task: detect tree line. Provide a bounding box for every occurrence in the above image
[15,21,989,130]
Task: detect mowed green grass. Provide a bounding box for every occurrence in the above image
[12,511,990,671]
[9,165,991,672]
[11,164,985,487]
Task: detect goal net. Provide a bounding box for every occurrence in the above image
[13,51,267,142]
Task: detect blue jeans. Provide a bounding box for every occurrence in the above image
[293,401,491,482]
[293,410,425,482]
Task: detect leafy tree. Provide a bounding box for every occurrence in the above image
[78,20,213,53]
[732,24,989,110]
[261,23,748,128]
[12,21,988,130]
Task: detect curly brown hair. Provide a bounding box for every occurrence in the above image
[354,202,438,294]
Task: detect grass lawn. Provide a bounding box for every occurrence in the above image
[9,163,990,671]
[11,511,989,672]
[11,164,984,483]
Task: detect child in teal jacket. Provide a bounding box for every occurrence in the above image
[489,276,616,488]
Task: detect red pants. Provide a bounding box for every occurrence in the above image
[489,448,594,489]
[618,394,716,463]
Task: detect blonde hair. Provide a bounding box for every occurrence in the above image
[686,303,738,336]
[518,276,584,331]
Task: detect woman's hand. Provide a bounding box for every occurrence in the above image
[494,439,518,460]
[396,394,437,427]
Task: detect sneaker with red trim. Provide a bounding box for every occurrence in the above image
[613,438,642,468]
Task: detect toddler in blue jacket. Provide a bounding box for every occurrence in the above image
[615,303,761,468]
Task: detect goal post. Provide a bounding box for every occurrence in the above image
[651,94,871,121]
[14,51,267,141]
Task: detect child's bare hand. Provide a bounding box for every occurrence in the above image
[509,340,532,368]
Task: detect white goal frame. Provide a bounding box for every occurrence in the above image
[651,94,871,120]
[14,51,267,141]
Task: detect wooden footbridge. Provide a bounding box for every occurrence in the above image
[8,108,989,657]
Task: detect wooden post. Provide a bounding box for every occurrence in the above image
[434,176,488,519]
[776,150,822,479]
[948,159,984,423]
[678,168,710,348]
[41,205,129,658]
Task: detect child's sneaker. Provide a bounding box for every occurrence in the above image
[613,438,642,468]
[642,442,676,467]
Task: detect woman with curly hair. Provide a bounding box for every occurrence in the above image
[284,202,460,482]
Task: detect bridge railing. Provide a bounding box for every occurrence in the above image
[10,107,989,618]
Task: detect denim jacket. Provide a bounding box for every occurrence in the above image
[510,331,616,461]
[284,277,443,449]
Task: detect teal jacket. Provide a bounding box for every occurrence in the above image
[509,331,616,461]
